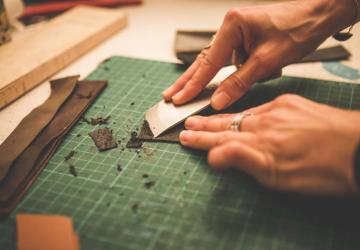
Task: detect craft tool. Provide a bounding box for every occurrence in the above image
[145,66,237,137]
[0,0,11,46]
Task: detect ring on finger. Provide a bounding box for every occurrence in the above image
[229,112,253,132]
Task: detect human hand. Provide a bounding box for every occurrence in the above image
[163,0,356,110]
[179,94,360,196]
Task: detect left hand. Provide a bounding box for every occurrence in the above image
[179,94,360,196]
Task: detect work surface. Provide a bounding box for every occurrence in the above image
[2,56,360,250]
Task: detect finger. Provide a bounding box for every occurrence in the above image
[208,141,268,178]
[185,114,233,131]
[184,113,261,133]
[210,56,262,110]
[162,59,200,101]
[232,46,248,66]
[171,50,227,105]
[179,130,256,150]
[172,19,241,105]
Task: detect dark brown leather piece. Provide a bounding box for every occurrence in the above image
[0,79,107,216]
[0,76,79,182]
[174,30,351,65]
[126,132,143,148]
[300,45,351,63]
[137,120,182,143]
[175,30,215,53]
[89,127,118,151]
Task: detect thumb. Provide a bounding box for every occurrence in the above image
[210,54,273,110]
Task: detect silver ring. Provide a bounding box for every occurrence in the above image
[229,112,253,132]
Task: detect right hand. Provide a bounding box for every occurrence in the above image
[162,0,356,110]
[179,94,360,195]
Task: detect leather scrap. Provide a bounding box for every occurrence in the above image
[89,127,118,151]
[126,121,183,148]
[0,76,79,182]
[137,120,182,143]
[126,132,143,148]
[0,79,107,216]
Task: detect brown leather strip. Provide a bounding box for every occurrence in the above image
[0,76,79,182]
[0,80,107,215]
[0,137,61,217]
[299,45,351,63]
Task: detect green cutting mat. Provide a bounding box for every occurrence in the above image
[2,56,360,250]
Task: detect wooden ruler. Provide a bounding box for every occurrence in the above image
[0,6,127,110]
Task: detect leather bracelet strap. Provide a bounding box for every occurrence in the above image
[354,140,360,188]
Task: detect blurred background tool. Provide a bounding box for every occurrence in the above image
[3,0,24,26]
[0,0,12,45]
[21,0,141,23]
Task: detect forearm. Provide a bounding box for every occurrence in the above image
[280,0,358,43]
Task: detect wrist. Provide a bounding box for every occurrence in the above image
[304,0,357,37]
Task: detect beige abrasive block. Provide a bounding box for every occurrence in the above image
[16,214,79,250]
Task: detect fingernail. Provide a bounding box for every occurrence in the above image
[162,91,170,101]
[211,91,231,110]
[185,117,199,129]
[179,130,194,144]
[172,92,183,104]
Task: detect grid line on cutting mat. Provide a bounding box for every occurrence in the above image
[1,56,360,250]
